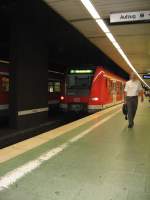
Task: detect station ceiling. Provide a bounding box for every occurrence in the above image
[0,0,149,85]
[44,0,150,86]
[0,0,129,79]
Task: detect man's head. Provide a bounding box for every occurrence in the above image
[130,72,137,81]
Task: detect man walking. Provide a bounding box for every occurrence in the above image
[124,73,144,128]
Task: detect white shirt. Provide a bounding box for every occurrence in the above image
[124,80,142,97]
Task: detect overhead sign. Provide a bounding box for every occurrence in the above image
[110,10,150,23]
[70,70,93,74]
[143,74,150,79]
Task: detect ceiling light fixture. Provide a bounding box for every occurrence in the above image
[106,32,116,43]
[80,0,150,89]
[112,41,121,50]
[80,0,100,19]
[96,19,110,33]
[0,60,10,64]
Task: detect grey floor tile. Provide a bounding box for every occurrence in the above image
[127,192,150,200]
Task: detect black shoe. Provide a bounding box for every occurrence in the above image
[128,123,134,128]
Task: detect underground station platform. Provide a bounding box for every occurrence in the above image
[0,0,150,199]
[0,100,150,200]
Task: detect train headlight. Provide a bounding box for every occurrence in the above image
[60,96,65,100]
[91,97,99,101]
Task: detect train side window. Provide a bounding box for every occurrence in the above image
[113,82,116,92]
[1,76,9,92]
[48,81,61,93]
[107,78,110,89]
[105,78,108,88]
[108,79,111,91]
[108,79,112,91]
[106,78,110,88]
[116,82,119,94]
[123,83,125,93]
[106,78,112,94]
[110,80,113,94]
[118,82,121,94]
[120,82,123,93]
[48,82,54,93]
[54,82,60,92]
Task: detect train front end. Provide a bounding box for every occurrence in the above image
[60,68,95,112]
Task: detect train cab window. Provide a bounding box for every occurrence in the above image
[0,76,9,92]
[67,74,93,89]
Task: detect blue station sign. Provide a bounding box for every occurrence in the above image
[143,74,150,79]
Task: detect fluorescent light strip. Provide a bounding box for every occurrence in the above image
[106,32,116,43]
[0,60,10,64]
[96,19,110,33]
[112,41,121,50]
[80,0,150,89]
[48,70,64,75]
[80,0,100,19]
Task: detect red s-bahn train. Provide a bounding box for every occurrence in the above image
[60,66,126,113]
[48,70,64,110]
[0,66,63,119]
[0,66,9,118]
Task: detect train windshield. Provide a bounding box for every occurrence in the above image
[67,74,93,89]
[67,74,94,96]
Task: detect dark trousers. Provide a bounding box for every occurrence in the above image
[126,96,138,125]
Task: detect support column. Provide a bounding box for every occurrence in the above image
[9,0,49,129]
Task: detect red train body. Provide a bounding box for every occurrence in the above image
[0,67,63,118]
[0,65,126,118]
[60,66,126,112]
[0,66,9,117]
[48,78,62,110]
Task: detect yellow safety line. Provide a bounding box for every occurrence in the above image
[0,104,122,163]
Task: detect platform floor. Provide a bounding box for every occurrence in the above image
[0,100,150,200]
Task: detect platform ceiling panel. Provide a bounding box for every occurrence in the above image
[114,34,150,72]
[44,0,150,83]
[89,37,130,72]
[71,20,105,38]
[44,0,90,21]
[110,23,150,36]
[92,0,150,18]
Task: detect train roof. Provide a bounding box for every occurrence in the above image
[66,66,126,81]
